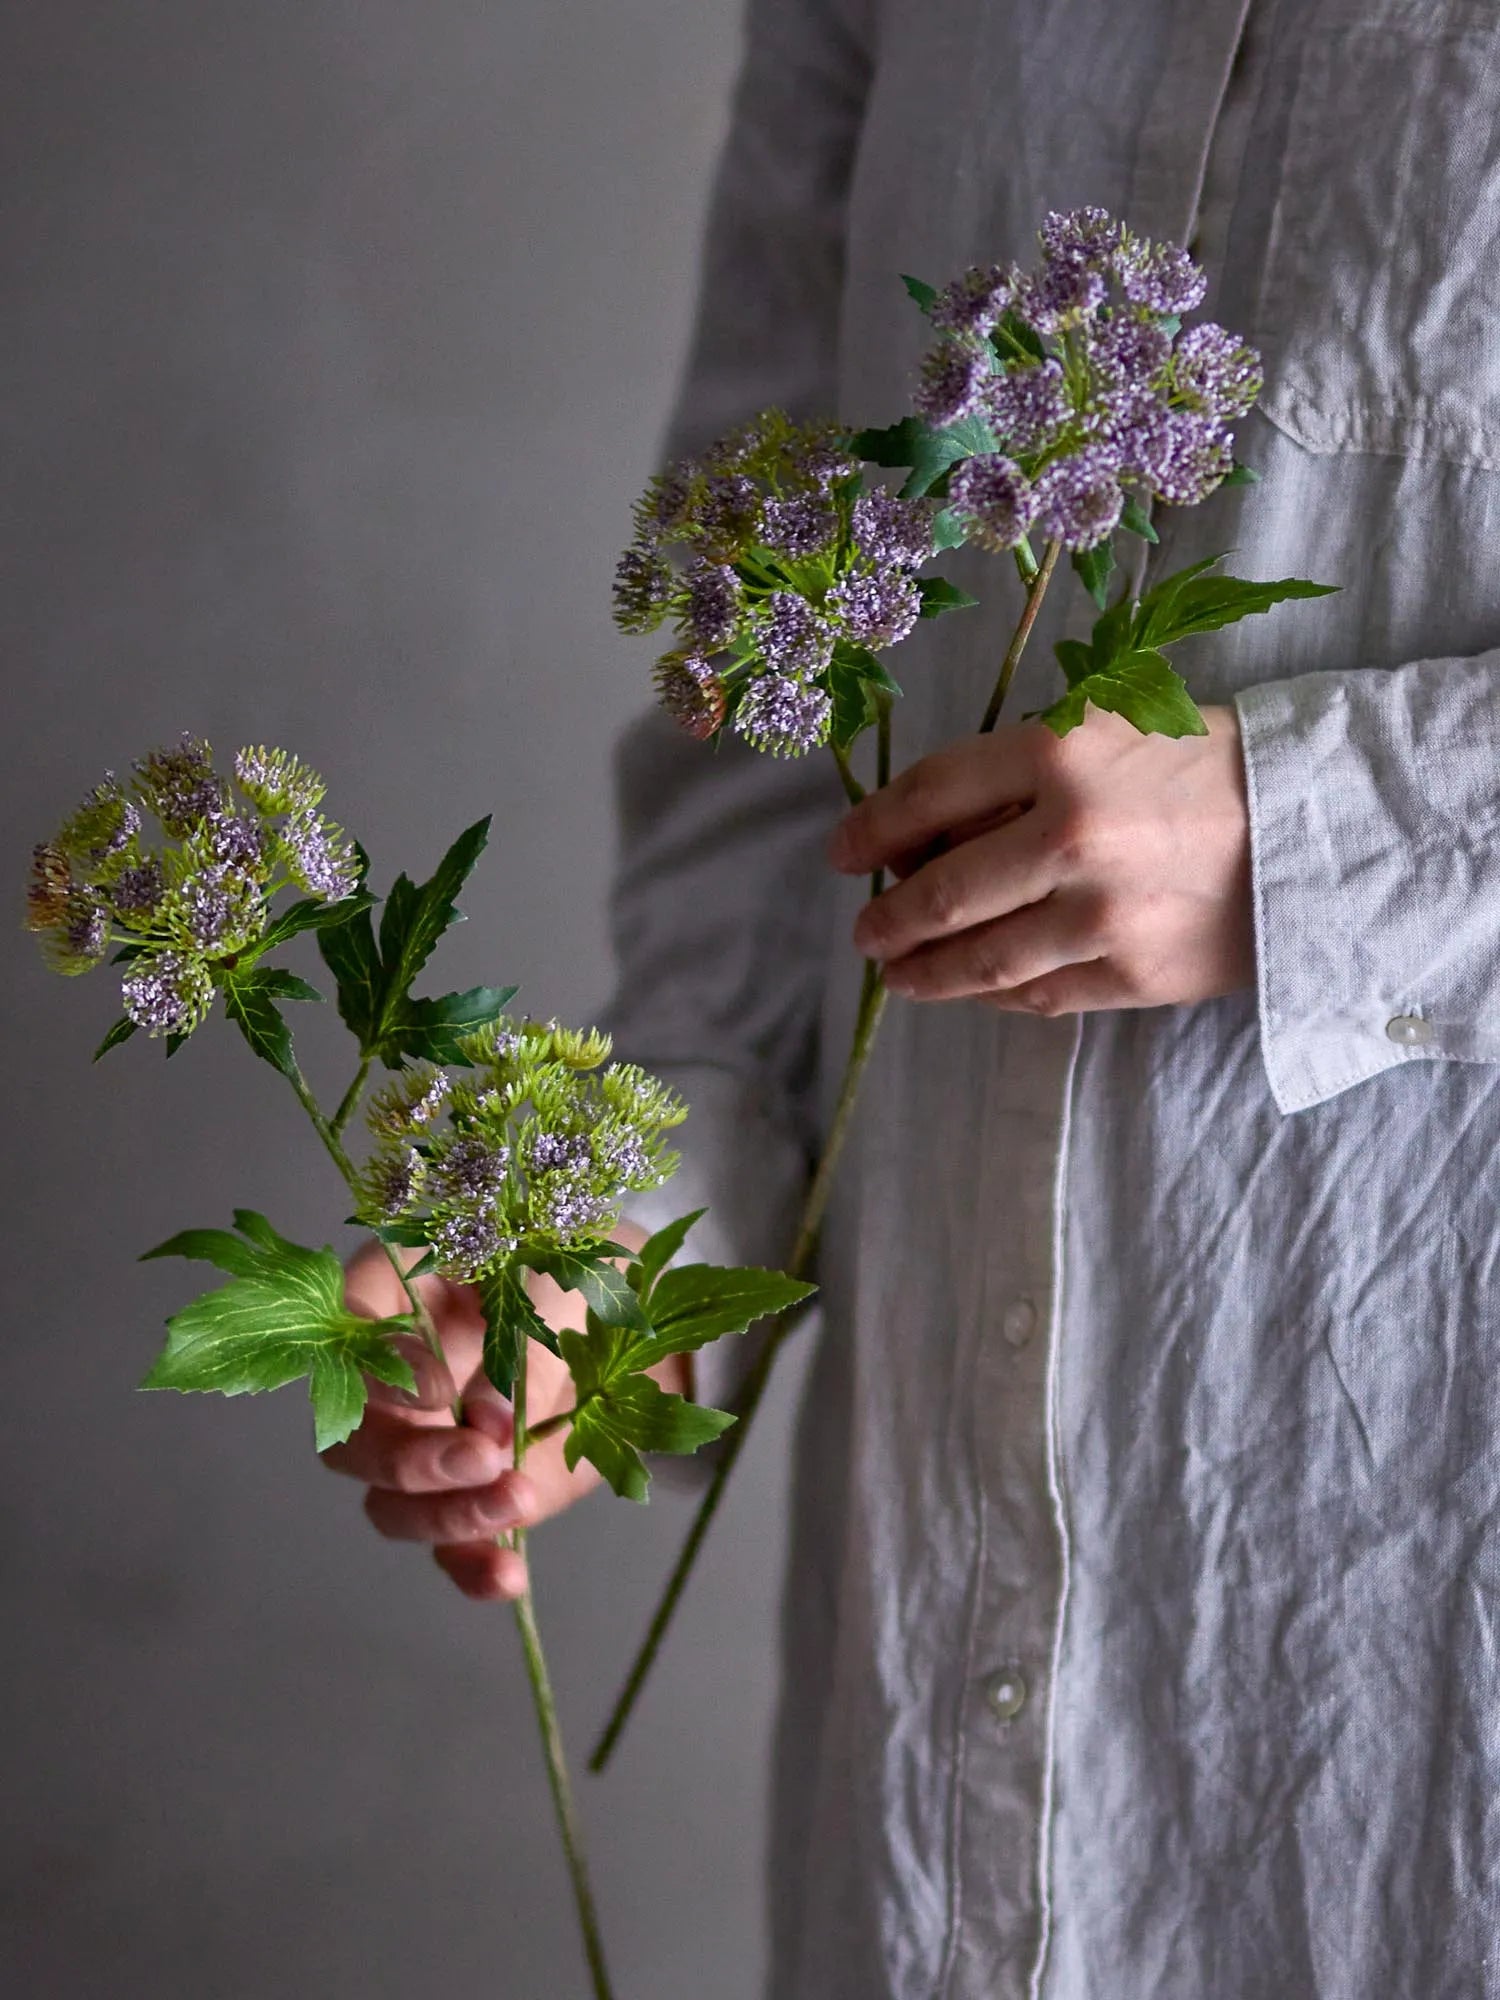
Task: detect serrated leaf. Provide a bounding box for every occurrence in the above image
[1222,461,1261,488]
[244,968,324,1004]
[628,1263,817,1371]
[630,1209,707,1299]
[1137,571,1338,650]
[561,1366,736,1501]
[364,1217,432,1248]
[900,273,938,313]
[249,889,376,963]
[317,899,383,1045]
[94,1016,138,1061]
[1031,687,1090,736]
[1120,495,1159,544]
[851,415,996,502]
[827,657,877,753]
[991,311,1047,365]
[918,576,981,618]
[377,817,491,1004]
[1058,650,1208,739]
[222,969,298,1077]
[1071,539,1116,612]
[141,1211,414,1449]
[522,1244,648,1329]
[478,1265,554,1399]
[379,984,517,1066]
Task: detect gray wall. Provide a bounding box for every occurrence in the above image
[1,6,809,1996]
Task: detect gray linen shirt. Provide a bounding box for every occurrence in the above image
[605,2,1500,1993]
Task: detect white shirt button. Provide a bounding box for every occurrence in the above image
[1386,1014,1434,1047]
[982,1666,1028,1721]
[1002,1297,1037,1348]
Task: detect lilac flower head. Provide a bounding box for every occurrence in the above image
[1032,445,1126,551]
[758,494,837,559]
[109,856,166,919]
[427,1132,511,1205]
[613,545,674,634]
[1171,323,1264,422]
[930,264,1013,337]
[281,813,358,901]
[914,338,991,427]
[528,1130,592,1174]
[1086,314,1172,393]
[852,493,935,571]
[699,472,760,548]
[45,891,108,973]
[796,439,859,489]
[654,652,726,740]
[757,592,834,676]
[643,459,697,535]
[984,359,1070,455]
[829,571,922,649]
[58,775,140,868]
[431,1212,513,1282]
[1017,257,1107,334]
[733,674,833,758]
[367,1062,451,1139]
[1136,408,1235,505]
[134,735,226,836]
[1039,206,1124,267]
[204,813,267,874]
[361,1145,427,1221]
[232,746,325,817]
[178,871,236,949]
[1115,238,1208,317]
[121,950,214,1036]
[948,454,1037,552]
[681,560,743,650]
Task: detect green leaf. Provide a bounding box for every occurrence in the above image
[222,968,302,1077]
[245,968,324,1004]
[1050,649,1208,739]
[249,889,376,963]
[1137,566,1338,651]
[1222,461,1261,488]
[900,273,938,313]
[851,415,996,501]
[629,1209,707,1299]
[561,1361,736,1502]
[1071,539,1117,612]
[522,1244,648,1329]
[478,1265,554,1398]
[376,817,491,1004]
[931,506,971,553]
[1053,638,1095,688]
[316,899,383,1046]
[917,576,981,618]
[1128,555,1228,652]
[141,1210,415,1450]
[363,1217,432,1248]
[1120,494,1159,544]
[827,657,877,753]
[379,984,517,1066]
[1030,687,1090,736]
[991,310,1047,365]
[628,1263,817,1372]
[93,1016,138,1061]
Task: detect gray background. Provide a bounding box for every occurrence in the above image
[1,5,811,1995]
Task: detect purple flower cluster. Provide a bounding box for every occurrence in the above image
[27,736,361,1039]
[912,207,1264,552]
[617,407,948,761]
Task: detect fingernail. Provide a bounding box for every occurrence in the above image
[440,1436,497,1483]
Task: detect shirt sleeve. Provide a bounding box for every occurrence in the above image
[1235,653,1500,1115]
[602,0,872,1406]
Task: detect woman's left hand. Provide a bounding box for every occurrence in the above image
[827,705,1255,1016]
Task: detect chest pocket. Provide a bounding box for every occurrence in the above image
[1255,0,1500,469]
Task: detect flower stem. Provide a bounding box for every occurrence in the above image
[510,1346,617,2000]
[979,537,1061,733]
[329,1054,372,1142]
[592,544,1063,1763]
[830,742,865,806]
[589,965,890,1772]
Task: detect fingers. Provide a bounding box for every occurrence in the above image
[981,956,1136,1017]
[435,1540,530,1602]
[853,813,1064,965]
[364,1466,541,1545]
[828,728,1044,875]
[322,1406,509,1492]
[882,892,1104,1002]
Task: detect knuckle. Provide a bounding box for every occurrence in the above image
[919,868,966,932]
[969,937,1015,992]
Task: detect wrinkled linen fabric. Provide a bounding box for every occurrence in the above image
[603,2,1500,1994]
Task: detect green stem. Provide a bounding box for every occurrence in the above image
[830,742,865,806]
[979,538,1062,733]
[329,1054,372,1142]
[510,1346,617,2000]
[589,968,891,1772]
[592,541,1063,1764]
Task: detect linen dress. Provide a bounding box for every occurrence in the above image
[606,2,1500,1993]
